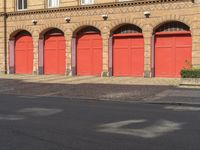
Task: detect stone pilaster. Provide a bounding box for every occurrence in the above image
[65,29,73,76]
[33,31,39,74]
[0,16,5,74]
[191,21,200,68]
[101,25,110,77]
[143,24,153,78]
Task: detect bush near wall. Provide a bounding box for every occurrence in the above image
[181,68,200,78]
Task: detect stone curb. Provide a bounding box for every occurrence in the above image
[180,78,200,87]
[35,96,200,107]
[5,93,200,107]
[147,102,200,107]
[179,85,200,89]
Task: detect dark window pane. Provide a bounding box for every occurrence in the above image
[114,24,142,34]
[156,21,190,32]
[18,0,22,9]
[24,0,27,9]
[49,0,52,7]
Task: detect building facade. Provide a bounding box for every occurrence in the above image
[0,0,200,77]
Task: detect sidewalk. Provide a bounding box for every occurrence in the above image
[0,74,180,85]
[0,75,200,106]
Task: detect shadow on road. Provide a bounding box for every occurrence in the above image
[0,78,178,101]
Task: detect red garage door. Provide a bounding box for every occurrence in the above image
[15,33,33,74]
[44,35,66,75]
[113,34,144,76]
[155,33,192,77]
[77,33,102,76]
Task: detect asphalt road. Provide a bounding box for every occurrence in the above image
[0,94,200,150]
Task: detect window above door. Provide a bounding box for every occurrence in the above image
[80,0,94,5]
[48,0,59,8]
[17,0,27,11]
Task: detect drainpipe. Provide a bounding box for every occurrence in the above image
[151,34,155,77]
[3,0,7,74]
[108,36,113,77]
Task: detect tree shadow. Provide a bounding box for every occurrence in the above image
[0,78,179,101]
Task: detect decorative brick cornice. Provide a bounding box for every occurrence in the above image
[4,0,193,16]
[0,12,7,17]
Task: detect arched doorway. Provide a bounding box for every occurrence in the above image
[43,28,66,75]
[154,21,192,77]
[76,26,102,76]
[111,24,144,76]
[10,30,33,74]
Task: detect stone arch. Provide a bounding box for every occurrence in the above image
[152,15,192,34]
[72,22,103,76]
[71,20,103,37]
[155,21,190,33]
[110,23,143,35]
[8,28,34,74]
[8,26,33,39]
[38,25,67,75]
[152,16,193,78]
[38,23,66,38]
[108,18,143,36]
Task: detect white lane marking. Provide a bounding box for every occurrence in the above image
[99,120,146,128]
[18,107,63,116]
[0,114,24,121]
[98,120,184,138]
[165,106,200,111]
[100,92,134,99]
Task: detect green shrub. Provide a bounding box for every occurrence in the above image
[181,68,200,78]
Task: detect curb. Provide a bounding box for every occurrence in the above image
[178,85,200,89]
[8,93,200,107]
[146,101,200,107]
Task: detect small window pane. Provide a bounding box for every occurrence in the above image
[17,0,27,10]
[24,0,27,9]
[48,0,59,8]
[81,0,94,5]
[49,0,52,6]
[18,0,22,10]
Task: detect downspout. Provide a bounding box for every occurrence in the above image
[4,0,7,74]
[151,34,155,77]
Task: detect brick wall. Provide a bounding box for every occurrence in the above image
[0,0,199,76]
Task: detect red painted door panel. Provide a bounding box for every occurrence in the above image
[155,36,174,77]
[113,36,144,76]
[44,35,66,75]
[175,35,192,76]
[77,33,102,76]
[15,34,33,74]
[155,34,192,77]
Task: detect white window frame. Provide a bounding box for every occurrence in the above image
[17,0,27,11]
[80,0,94,5]
[48,0,60,8]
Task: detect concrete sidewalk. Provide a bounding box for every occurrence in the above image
[0,74,180,85]
[0,75,199,106]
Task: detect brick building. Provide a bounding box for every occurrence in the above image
[0,0,199,77]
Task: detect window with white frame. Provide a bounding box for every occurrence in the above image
[17,0,27,10]
[48,0,59,8]
[81,0,94,5]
